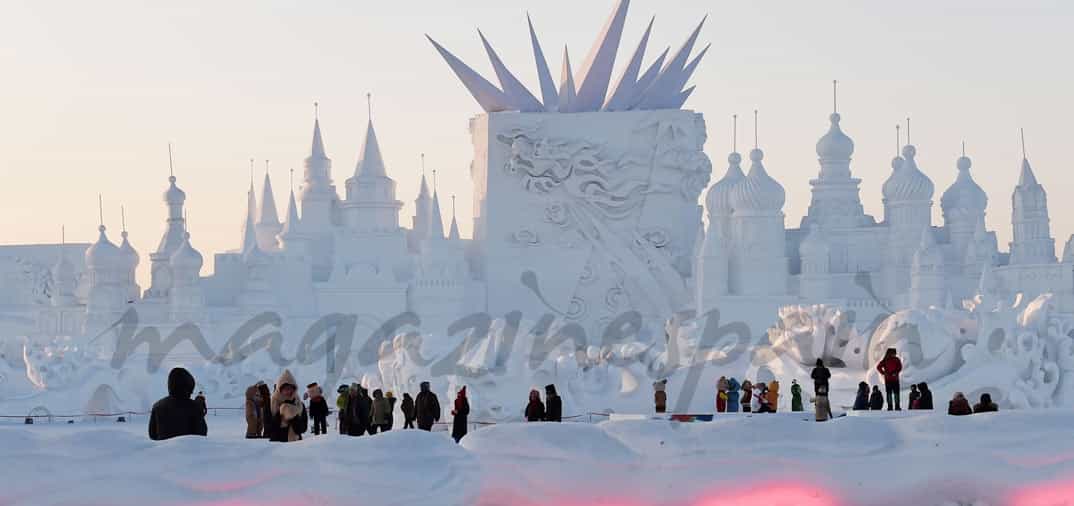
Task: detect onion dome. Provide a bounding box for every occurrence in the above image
[913,227,943,268]
[169,232,203,272]
[940,154,987,215]
[730,148,785,213]
[882,145,934,202]
[118,231,140,272]
[799,225,830,258]
[85,225,121,270]
[163,175,186,205]
[704,152,745,217]
[815,113,854,161]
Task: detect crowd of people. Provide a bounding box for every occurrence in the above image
[147,350,1004,442]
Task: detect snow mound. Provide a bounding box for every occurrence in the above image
[461,421,636,462]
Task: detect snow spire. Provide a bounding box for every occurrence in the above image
[527,13,558,111]
[570,0,631,112]
[258,161,281,226]
[354,103,387,179]
[280,168,302,238]
[448,194,461,241]
[310,101,327,161]
[604,16,654,111]
[478,29,544,112]
[430,170,445,240]
[557,46,576,113]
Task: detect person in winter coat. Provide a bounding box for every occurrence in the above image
[973,393,999,414]
[740,380,753,412]
[917,383,934,410]
[194,391,208,417]
[385,391,397,430]
[766,381,780,413]
[525,389,545,422]
[716,376,730,413]
[752,382,770,413]
[451,386,470,443]
[336,385,350,434]
[257,382,272,438]
[948,392,972,416]
[811,358,831,395]
[149,367,208,441]
[351,385,373,436]
[244,385,263,439]
[544,384,563,422]
[415,381,441,431]
[401,393,416,429]
[853,382,870,410]
[790,380,803,412]
[726,378,740,413]
[305,383,329,436]
[869,385,885,410]
[653,379,668,414]
[269,369,307,442]
[371,389,392,434]
[815,384,832,422]
[908,384,921,410]
[876,348,903,410]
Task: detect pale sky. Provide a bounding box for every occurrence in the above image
[2,0,1072,287]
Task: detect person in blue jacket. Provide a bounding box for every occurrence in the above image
[726,377,740,413]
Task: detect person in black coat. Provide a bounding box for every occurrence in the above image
[973,393,999,414]
[347,385,372,436]
[525,389,545,422]
[451,386,470,443]
[544,384,562,422]
[414,381,441,431]
[908,384,921,410]
[305,383,330,436]
[869,385,885,410]
[149,367,208,441]
[916,382,934,410]
[810,358,831,396]
[401,393,416,429]
[852,382,869,410]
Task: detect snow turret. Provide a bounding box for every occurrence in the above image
[448,195,461,241]
[430,189,446,240]
[941,149,987,256]
[409,167,434,253]
[255,171,282,250]
[148,165,188,300]
[342,115,403,232]
[168,231,204,323]
[911,227,945,309]
[1009,143,1056,265]
[799,225,831,301]
[730,148,785,214]
[815,113,854,176]
[85,221,127,324]
[883,145,934,203]
[804,105,867,229]
[297,110,338,283]
[704,152,744,223]
[169,232,203,280]
[117,221,140,303]
[51,236,77,307]
[697,145,741,311]
[1063,235,1074,264]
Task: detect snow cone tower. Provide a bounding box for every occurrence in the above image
[428,1,712,336]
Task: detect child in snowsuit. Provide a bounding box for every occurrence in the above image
[726,378,740,413]
[790,380,803,412]
[305,383,329,436]
[740,380,753,413]
[716,376,729,413]
[869,385,884,410]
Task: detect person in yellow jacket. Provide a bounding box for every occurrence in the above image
[336,385,349,435]
[766,380,780,413]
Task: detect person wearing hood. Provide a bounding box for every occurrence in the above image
[525,389,545,422]
[876,348,903,410]
[401,392,416,429]
[790,380,803,412]
[371,389,392,434]
[244,384,263,439]
[305,383,329,436]
[811,358,831,396]
[740,380,753,413]
[653,379,668,414]
[917,382,934,410]
[415,381,441,431]
[869,385,885,410]
[814,384,832,422]
[973,393,999,414]
[726,378,741,413]
[149,367,208,441]
[385,391,397,430]
[853,382,870,411]
[269,369,307,442]
[716,376,730,413]
[256,384,272,440]
[544,384,562,422]
[336,385,350,434]
[766,381,780,412]
[451,386,470,443]
[908,384,921,410]
[948,392,972,416]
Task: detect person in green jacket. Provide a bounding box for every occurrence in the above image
[790,379,804,412]
[336,385,349,434]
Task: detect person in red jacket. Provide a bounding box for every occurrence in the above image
[876,348,903,411]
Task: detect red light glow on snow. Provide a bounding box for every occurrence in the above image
[692,482,840,506]
[1009,478,1074,506]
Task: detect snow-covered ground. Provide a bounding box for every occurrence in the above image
[4,409,1074,506]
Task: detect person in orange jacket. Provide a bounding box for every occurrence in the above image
[766,380,780,413]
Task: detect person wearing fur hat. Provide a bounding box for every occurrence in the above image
[716,376,729,413]
[726,377,740,413]
[451,386,470,443]
[401,392,416,429]
[790,380,804,412]
[269,369,307,442]
[371,389,392,434]
[336,385,350,434]
[305,383,329,436]
[244,384,263,439]
[525,389,545,422]
[544,384,562,422]
[740,380,753,413]
[149,367,208,441]
[257,382,272,438]
[653,379,668,414]
[415,381,441,431]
